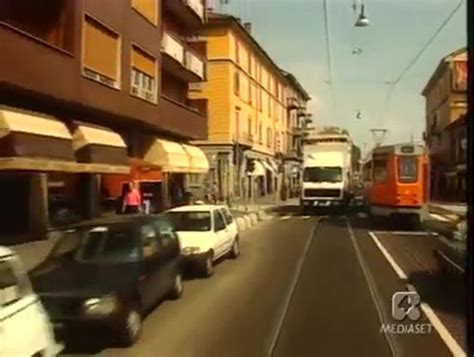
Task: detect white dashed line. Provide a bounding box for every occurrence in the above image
[374,231,430,236]
[279,216,291,220]
[301,216,311,220]
[369,231,466,356]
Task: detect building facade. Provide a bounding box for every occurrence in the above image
[280,71,312,198]
[0,0,208,243]
[190,12,311,203]
[422,47,467,202]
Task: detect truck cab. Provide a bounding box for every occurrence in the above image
[300,151,350,210]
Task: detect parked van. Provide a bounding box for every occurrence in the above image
[0,246,63,356]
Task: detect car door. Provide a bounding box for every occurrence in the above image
[152,218,181,297]
[137,223,163,310]
[219,208,235,251]
[212,209,228,258]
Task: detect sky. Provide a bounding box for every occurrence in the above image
[211,0,467,154]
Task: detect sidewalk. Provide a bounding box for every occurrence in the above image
[428,201,467,224]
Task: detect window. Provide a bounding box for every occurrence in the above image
[267,128,272,148]
[154,220,177,248]
[258,88,263,112]
[167,211,211,232]
[235,108,240,137]
[397,156,418,183]
[373,160,388,183]
[234,71,240,96]
[258,123,263,143]
[213,210,226,231]
[248,82,253,105]
[303,167,342,183]
[268,97,272,117]
[131,46,157,103]
[83,16,120,88]
[0,258,30,307]
[140,224,159,258]
[220,208,234,225]
[248,55,253,76]
[247,117,252,136]
[235,40,240,63]
[132,0,158,25]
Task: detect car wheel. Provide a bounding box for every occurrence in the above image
[228,236,240,259]
[201,252,214,278]
[119,307,142,347]
[168,273,184,300]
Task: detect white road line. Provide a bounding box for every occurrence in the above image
[347,221,398,356]
[358,212,368,218]
[370,232,466,356]
[301,216,310,220]
[369,231,408,280]
[436,250,465,274]
[267,219,319,356]
[279,216,291,220]
[374,230,430,236]
[430,213,451,222]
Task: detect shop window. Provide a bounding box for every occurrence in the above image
[0,0,74,52]
[131,0,158,25]
[131,45,157,103]
[373,160,387,183]
[234,71,240,96]
[82,16,120,88]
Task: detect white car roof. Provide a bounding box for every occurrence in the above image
[167,204,229,213]
[0,246,16,258]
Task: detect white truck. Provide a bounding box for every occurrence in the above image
[300,133,354,210]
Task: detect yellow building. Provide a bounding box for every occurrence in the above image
[190,13,296,201]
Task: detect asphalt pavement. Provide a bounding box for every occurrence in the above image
[64,204,463,357]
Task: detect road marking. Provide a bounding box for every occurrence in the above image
[301,216,310,220]
[435,249,465,274]
[358,212,368,218]
[347,221,398,356]
[267,219,319,357]
[279,216,291,220]
[430,213,451,222]
[370,232,466,356]
[374,230,430,236]
[405,285,466,357]
[369,231,408,280]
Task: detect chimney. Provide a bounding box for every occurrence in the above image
[244,22,252,33]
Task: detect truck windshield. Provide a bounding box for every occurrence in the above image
[303,167,342,183]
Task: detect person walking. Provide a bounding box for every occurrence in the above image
[122,181,142,214]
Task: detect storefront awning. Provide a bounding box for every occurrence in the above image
[143,139,191,173]
[262,160,275,173]
[266,158,279,173]
[71,123,129,174]
[249,160,265,176]
[182,144,209,173]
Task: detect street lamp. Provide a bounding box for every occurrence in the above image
[355,4,369,27]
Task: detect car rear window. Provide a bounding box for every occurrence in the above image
[166,211,211,232]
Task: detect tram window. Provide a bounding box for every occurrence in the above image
[373,161,387,183]
[398,156,418,183]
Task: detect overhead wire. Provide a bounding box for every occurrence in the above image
[322,0,336,114]
[381,0,465,122]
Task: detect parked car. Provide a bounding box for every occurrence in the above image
[29,214,183,347]
[165,205,240,277]
[0,246,63,356]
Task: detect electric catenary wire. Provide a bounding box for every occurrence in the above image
[382,0,465,122]
[323,0,336,112]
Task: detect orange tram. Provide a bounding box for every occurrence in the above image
[362,143,429,226]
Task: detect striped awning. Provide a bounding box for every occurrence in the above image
[182,144,209,173]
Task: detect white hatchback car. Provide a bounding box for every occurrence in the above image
[0,246,63,357]
[166,205,240,277]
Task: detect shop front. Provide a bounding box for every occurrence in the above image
[0,107,129,244]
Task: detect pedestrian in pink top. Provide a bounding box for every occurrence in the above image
[122,182,142,214]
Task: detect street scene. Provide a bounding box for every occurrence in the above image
[0,0,468,356]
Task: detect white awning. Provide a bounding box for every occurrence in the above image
[0,108,71,139]
[144,139,191,173]
[249,160,265,176]
[182,144,209,173]
[262,160,275,173]
[267,158,279,172]
[72,124,126,151]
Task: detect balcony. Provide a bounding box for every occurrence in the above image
[235,132,254,149]
[157,95,207,140]
[161,31,205,82]
[163,0,205,29]
[286,97,299,110]
[292,126,305,136]
[186,50,205,80]
[297,107,307,117]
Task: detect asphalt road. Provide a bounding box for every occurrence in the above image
[68,205,458,357]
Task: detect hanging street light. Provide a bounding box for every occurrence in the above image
[355,4,369,27]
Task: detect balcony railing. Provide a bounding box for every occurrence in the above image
[162,32,184,65]
[186,51,205,79]
[186,0,205,20]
